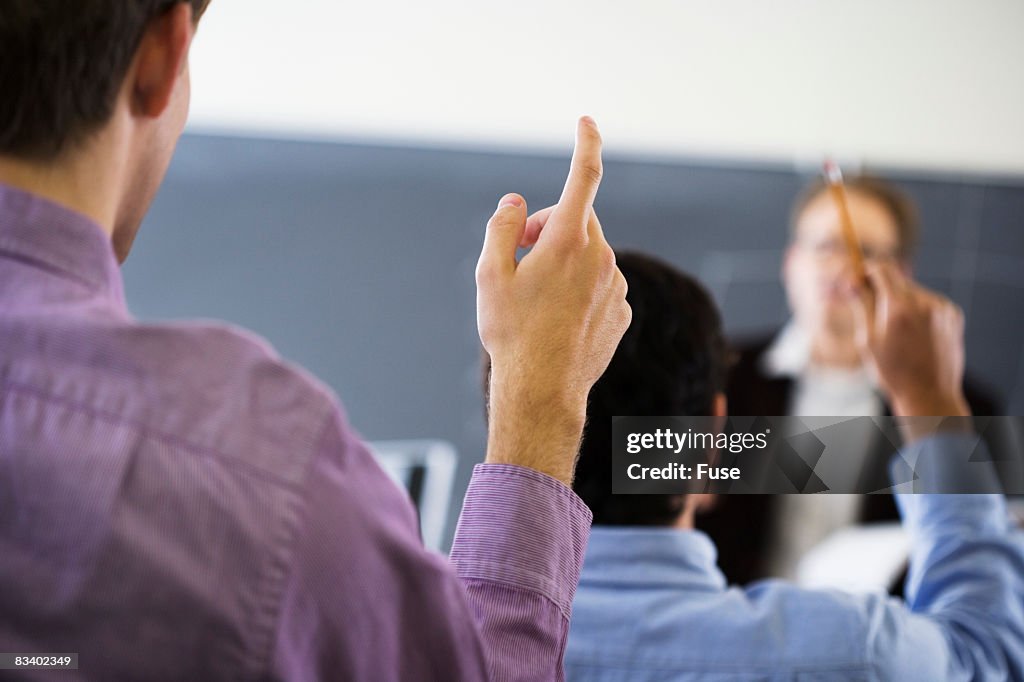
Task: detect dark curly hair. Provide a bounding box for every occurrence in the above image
[572,251,731,526]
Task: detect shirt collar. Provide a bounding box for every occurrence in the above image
[762,319,809,378]
[0,182,126,312]
[581,526,727,592]
[764,319,878,389]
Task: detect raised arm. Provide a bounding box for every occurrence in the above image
[453,116,631,680]
[270,118,630,682]
[852,263,1024,680]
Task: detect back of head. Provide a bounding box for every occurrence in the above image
[573,251,730,526]
[0,0,210,161]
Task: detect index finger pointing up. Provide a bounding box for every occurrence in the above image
[552,117,604,241]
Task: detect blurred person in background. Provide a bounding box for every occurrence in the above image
[561,251,1024,681]
[0,1,631,679]
[703,177,1001,588]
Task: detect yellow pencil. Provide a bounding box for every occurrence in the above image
[823,159,866,283]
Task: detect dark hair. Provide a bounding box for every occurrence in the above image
[790,175,920,260]
[0,0,209,160]
[573,251,731,526]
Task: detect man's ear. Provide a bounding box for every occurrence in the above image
[708,393,728,466]
[688,493,718,516]
[130,3,195,118]
[712,393,727,418]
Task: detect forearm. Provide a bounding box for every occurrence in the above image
[485,367,587,486]
[891,389,971,445]
[894,434,1024,680]
[450,464,592,682]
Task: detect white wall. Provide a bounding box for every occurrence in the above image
[188,0,1024,176]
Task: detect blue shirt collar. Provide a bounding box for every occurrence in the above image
[581,526,727,592]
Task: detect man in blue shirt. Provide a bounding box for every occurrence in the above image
[565,252,1024,681]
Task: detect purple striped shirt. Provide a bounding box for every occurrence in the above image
[0,182,592,681]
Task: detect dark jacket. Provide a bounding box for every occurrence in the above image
[699,333,1001,588]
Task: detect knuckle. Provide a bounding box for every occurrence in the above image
[596,245,616,275]
[477,318,495,341]
[485,213,507,232]
[474,260,497,286]
[922,297,941,317]
[609,266,628,294]
[552,230,585,253]
[619,301,633,330]
[575,159,603,185]
[889,306,910,325]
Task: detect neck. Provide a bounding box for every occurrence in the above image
[0,133,124,239]
[809,332,862,369]
[673,505,697,530]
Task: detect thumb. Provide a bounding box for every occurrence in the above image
[478,194,527,279]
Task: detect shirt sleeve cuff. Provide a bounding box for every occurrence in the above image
[891,433,1008,537]
[449,463,593,619]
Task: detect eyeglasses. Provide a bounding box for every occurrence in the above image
[797,237,899,263]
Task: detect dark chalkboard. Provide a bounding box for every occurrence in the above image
[122,133,1024,547]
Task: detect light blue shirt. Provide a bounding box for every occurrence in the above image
[566,434,1024,681]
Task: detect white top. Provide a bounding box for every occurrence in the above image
[761,322,888,588]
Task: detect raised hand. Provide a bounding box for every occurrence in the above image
[476,117,631,484]
[851,262,970,423]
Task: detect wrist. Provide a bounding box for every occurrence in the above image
[486,367,588,486]
[487,362,589,419]
[891,390,972,444]
[891,390,970,418]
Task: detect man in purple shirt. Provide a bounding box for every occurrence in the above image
[0,2,630,680]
